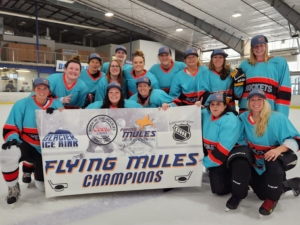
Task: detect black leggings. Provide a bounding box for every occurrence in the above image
[208,163,231,195]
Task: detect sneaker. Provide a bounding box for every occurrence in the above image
[283,177,300,196]
[259,198,278,216]
[22,172,32,184]
[6,182,21,206]
[226,195,241,211]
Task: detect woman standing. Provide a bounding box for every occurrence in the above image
[129,76,177,108]
[101,45,132,73]
[94,60,127,101]
[169,48,207,105]
[198,49,242,109]
[226,89,300,216]
[47,55,88,109]
[238,35,291,116]
[149,46,186,94]
[123,50,160,97]
[0,78,63,207]
[79,53,105,106]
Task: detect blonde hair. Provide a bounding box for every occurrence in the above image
[132,50,145,62]
[247,99,271,137]
[184,58,202,67]
[249,44,272,65]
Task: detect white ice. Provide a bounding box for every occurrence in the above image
[0,105,299,225]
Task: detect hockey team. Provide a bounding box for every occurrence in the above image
[1,34,300,217]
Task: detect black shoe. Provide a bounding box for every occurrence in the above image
[283,177,300,196]
[22,172,32,184]
[259,198,278,216]
[226,195,241,211]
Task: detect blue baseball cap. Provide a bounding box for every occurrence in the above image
[33,78,50,88]
[115,45,127,54]
[184,48,198,59]
[247,89,266,100]
[205,93,225,106]
[158,46,172,55]
[136,76,151,86]
[251,35,268,47]
[107,81,122,91]
[211,49,228,58]
[88,53,102,63]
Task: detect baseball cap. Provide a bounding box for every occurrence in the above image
[205,93,225,106]
[211,49,228,58]
[115,45,127,54]
[247,89,266,100]
[33,78,50,88]
[158,46,172,55]
[107,81,122,91]
[88,53,102,63]
[251,35,268,47]
[136,77,151,86]
[184,48,198,59]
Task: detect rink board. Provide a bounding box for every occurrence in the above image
[36,106,203,198]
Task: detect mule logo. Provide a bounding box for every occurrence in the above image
[173,124,191,141]
[136,115,155,130]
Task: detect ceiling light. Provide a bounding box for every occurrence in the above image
[176,28,183,32]
[105,12,114,17]
[0,10,116,32]
[57,0,75,3]
[232,12,241,17]
[16,69,30,73]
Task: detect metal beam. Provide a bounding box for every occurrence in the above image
[138,0,244,54]
[263,0,300,31]
[44,0,194,53]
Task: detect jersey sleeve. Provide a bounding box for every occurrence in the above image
[94,78,107,102]
[3,100,25,143]
[51,99,64,109]
[203,115,241,168]
[148,73,160,89]
[153,90,177,107]
[275,58,291,116]
[197,69,210,100]
[76,82,89,108]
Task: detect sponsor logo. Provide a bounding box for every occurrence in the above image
[136,115,156,130]
[42,127,78,148]
[173,124,191,142]
[86,115,117,145]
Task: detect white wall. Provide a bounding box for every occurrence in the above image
[95,44,118,62]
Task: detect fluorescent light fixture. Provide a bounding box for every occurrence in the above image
[105,12,114,17]
[18,77,25,81]
[16,69,30,73]
[57,0,75,3]
[232,12,241,17]
[0,10,116,32]
[176,28,183,32]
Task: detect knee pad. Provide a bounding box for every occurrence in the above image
[227,145,254,169]
[277,149,298,171]
[0,146,21,172]
[35,180,45,192]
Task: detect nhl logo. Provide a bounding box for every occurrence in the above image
[173,124,191,142]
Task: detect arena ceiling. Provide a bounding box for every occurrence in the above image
[0,0,299,54]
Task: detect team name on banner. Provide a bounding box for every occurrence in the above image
[36,106,203,198]
[56,60,89,72]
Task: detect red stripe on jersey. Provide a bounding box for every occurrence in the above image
[3,168,19,182]
[183,92,197,98]
[275,99,290,105]
[162,87,170,93]
[23,128,38,134]
[21,134,40,146]
[130,69,147,78]
[216,143,230,156]
[3,124,19,132]
[207,150,222,165]
[247,141,276,151]
[246,77,278,86]
[278,85,291,92]
[23,161,34,168]
[198,91,205,99]
[184,68,199,77]
[4,131,18,142]
[203,138,217,146]
[128,90,134,97]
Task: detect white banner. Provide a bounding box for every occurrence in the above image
[36,106,203,198]
[56,60,89,72]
